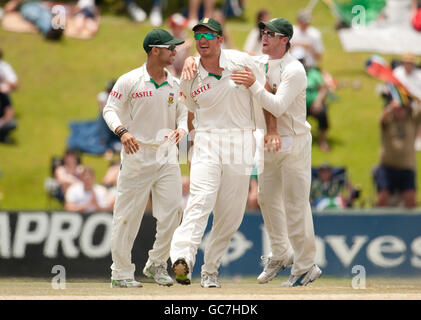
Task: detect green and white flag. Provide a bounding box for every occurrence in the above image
[323,0,386,26]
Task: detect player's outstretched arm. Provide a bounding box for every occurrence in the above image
[231,67,306,118]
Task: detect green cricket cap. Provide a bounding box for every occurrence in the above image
[258,17,294,39]
[192,17,223,35]
[143,29,185,53]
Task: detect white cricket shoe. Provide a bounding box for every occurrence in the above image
[110,279,143,288]
[257,254,294,284]
[149,6,163,27]
[172,258,192,285]
[201,272,221,288]
[143,264,174,286]
[127,2,146,23]
[280,264,322,287]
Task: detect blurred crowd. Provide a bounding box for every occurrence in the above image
[1,0,421,212]
[371,51,421,209]
[0,0,246,40]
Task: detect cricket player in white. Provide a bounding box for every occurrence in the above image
[231,17,322,287]
[103,29,188,288]
[169,17,266,288]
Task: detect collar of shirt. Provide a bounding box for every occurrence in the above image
[260,51,294,71]
[197,60,226,80]
[140,63,175,88]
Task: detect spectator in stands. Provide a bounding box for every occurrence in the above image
[243,9,271,56]
[213,8,235,49]
[187,0,215,28]
[0,49,18,95]
[167,13,193,77]
[294,47,331,152]
[392,52,421,149]
[54,148,84,198]
[64,0,100,40]
[3,0,63,40]
[124,0,163,27]
[223,0,245,18]
[290,9,324,68]
[393,52,421,102]
[306,64,330,151]
[65,166,115,213]
[412,0,421,31]
[0,49,18,143]
[0,89,17,143]
[101,160,151,212]
[310,163,360,210]
[374,99,421,208]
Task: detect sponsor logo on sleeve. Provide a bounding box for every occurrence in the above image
[191,83,211,98]
[109,90,122,99]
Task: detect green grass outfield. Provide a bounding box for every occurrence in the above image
[1,276,421,300]
[1,0,421,209]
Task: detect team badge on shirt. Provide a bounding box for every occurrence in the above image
[272,84,277,94]
[168,92,175,105]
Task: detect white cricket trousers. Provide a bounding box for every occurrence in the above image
[170,130,255,274]
[111,144,182,280]
[258,132,316,276]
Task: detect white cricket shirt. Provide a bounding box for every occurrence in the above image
[0,60,18,84]
[250,52,311,136]
[180,49,266,132]
[103,64,188,145]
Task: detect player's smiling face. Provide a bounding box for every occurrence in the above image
[194,26,222,58]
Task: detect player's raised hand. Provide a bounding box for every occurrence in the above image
[181,56,197,80]
[231,67,256,88]
[120,131,140,154]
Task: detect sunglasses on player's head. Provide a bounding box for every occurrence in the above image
[260,29,286,39]
[149,44,177,51]
[194,32,219,41]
